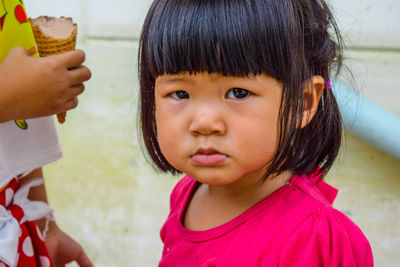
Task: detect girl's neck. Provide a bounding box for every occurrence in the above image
[205,169,293,204]
[184,170,293,231]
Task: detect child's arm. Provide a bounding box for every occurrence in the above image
[0,46,91,123]
[20,168,93,267]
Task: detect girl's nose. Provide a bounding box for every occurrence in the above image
[188,105,226,136]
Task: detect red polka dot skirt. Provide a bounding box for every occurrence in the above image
[0,178,53,267]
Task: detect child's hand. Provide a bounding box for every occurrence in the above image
[45,222,93,267]
[0,46,91,122]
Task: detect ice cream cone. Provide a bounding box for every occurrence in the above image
[30,16,77,124]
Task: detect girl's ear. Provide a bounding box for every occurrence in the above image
[300,75,325,128]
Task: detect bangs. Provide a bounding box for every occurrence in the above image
[140,0,296,79]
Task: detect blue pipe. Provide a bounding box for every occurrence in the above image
[332,81,400,160]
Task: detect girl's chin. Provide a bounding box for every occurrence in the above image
[186,171,241,186]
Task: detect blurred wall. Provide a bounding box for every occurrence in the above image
[25,0,152,39]
[26,0,400,47]
[333,0,400,48]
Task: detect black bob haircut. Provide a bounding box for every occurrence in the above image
[138,0,343,180]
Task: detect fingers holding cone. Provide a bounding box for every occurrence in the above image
[30,16,79,124]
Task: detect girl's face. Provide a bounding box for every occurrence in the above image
[155,72,282,186]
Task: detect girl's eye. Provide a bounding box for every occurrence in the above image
[170,90,189,99]
[226,88,250,99]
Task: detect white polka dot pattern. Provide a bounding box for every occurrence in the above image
[5,188,13,206]
[40,256,51,267]
[22,236,34,257]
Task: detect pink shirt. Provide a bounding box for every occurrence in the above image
[159,174,373,266]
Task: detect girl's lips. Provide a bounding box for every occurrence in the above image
[191,153,228,165]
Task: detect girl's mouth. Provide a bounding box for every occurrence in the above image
[191,148,228,166]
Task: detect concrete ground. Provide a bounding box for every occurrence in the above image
[43,39,400,266]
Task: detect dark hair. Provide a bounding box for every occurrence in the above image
[138,0,343,179]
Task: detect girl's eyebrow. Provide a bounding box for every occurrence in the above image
[157,77,191,84]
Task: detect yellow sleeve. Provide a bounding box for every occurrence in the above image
[0,0,39,63]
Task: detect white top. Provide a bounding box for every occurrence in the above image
[0,116,62,188]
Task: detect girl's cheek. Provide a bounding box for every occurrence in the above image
[158,134,182,169]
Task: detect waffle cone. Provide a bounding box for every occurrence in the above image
[30,17,77,124]
[30,18,77,56]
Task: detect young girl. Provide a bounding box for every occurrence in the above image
[138,0,373,266]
